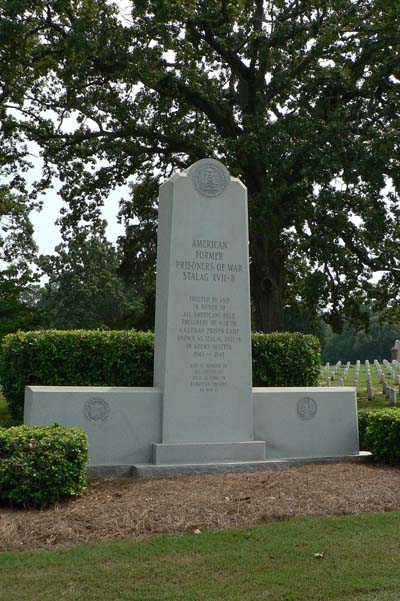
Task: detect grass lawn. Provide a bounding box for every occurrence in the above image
[1,513,400,601]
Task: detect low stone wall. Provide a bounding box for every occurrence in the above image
[25,386,359,467]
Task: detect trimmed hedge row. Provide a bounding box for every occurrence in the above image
[358,409,400,464]
[252,331,321,387]
[0,425,88,507]
[0,329,321,422]
[0,330,154,422]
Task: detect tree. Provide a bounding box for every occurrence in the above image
[117,177,158,331]
[321,314,400,363]
[38,230,140,330]
[1,0,400,331]
[0,186,41,338]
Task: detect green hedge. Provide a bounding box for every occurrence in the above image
[0,330,154,422]
[0,425,88,507]
[252,331,321,387]
[0,329,320,422]
[358,409,400,464]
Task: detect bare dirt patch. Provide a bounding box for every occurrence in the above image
[1,463,400,552]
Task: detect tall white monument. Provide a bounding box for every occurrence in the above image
[24,159,364,475]
[153,159,265,464]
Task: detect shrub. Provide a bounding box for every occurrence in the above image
[0,425,88,507]
[0,329,320,422]
[0,330,154,422]
[358,409,400,464]
[252,331,321,387]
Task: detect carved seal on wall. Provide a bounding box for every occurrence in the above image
[296,397,318,421]
[192,162,227,198]
[83,398,110,422]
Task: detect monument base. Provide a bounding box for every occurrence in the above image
[87,452,372,478]
[24,386,363,468]
[152,441,266,465]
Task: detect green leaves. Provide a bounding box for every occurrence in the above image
[38,233,139,330]
[0,424,88,507]
[0,329,156,421]
[358,409,400,465]
[252,331,321,387]
[1,0,400,330]
[0,186,42,339]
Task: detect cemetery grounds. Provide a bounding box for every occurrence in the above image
[1,363,400,600]
[320,359,400,408]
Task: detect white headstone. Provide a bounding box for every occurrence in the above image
[388,386,397,406]
[153,159,264,463]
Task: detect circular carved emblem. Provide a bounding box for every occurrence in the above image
[297,397,318,421]
[83,398,110,422]
[192,162,227,198]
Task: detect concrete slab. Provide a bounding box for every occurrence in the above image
[25,385,363,467]
[254,387,360,459]
[86,452,372,478]
[152,440,266,464]
[24,386,162,466]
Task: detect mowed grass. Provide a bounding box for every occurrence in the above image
[1,513,400,601]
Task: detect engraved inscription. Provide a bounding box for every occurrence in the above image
[176,294,242,393]
[297,397,318,421]
[192,163,227,198]
[83,398,110,422]
[175,239,243,284]
[174,233,246,393]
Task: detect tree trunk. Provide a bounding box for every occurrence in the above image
[249,234,286,332]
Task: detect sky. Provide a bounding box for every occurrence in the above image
[29,183,126,255]
[23,143,127,255]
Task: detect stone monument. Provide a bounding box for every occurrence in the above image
[153,158,265,464]
[24,159,367,475]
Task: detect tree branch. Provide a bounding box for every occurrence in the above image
[34,123,203,158]
[186,19,251,81]
[250,0,265,73]
[150,73,242,138]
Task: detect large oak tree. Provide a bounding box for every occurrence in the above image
[1,0,400,331]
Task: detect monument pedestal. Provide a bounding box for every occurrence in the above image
[129,451,372,478]
[153,441,266,465]
[25,386,367,472]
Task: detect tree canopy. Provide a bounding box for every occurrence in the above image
[0,186,41,338]
[1,0,400,332]
[321,316,400,363]
[38,230,140,329]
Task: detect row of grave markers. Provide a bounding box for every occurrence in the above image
[373,359,398,405]
[321,359,400,406]
[321,360,358,388]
